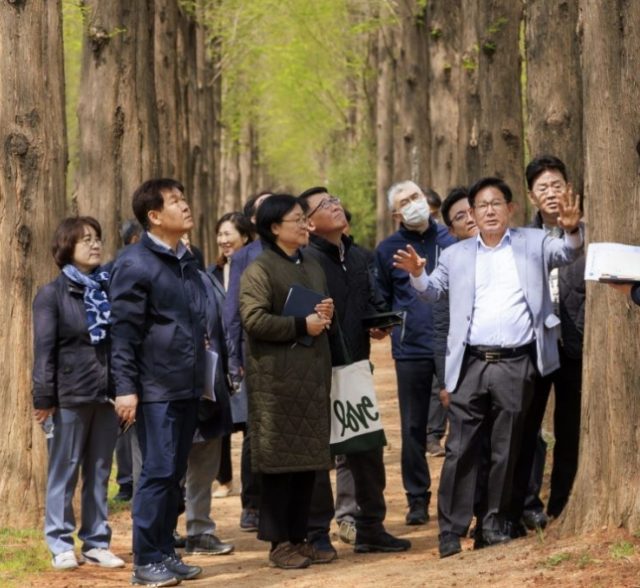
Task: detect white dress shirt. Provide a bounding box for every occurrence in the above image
[467,230,533,347]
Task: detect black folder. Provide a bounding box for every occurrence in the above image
[361,310,406,331]
[281,285,326,347]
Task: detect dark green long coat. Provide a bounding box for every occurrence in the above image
[239,248,333,474]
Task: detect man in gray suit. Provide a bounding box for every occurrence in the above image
[393,176,582,558]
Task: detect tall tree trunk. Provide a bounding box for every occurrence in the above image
[428,0,462,198]
[561,1,640,534]
[525,0,583,201]
[76,0,160,259]
[0,0,67,527]
[457,0,482,188]
[375,23,395,242]
[393,0,431,187]
[476,0,526,224]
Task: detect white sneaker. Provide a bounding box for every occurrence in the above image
[212,481,233,498]
[52,550,79,570]
[80,547,125,568]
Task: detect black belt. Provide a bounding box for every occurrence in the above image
[467,343,534,363]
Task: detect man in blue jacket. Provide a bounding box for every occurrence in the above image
[111,178,207,587]
[374,181,456,525]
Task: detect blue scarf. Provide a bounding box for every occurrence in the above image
[62,264,111,345]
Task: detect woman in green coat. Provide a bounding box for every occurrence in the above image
[239,194,334,570]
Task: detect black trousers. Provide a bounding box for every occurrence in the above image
[258,470,316,544]
[307,446,387,543]
[509,346,582,521]
[241,430,261,510]
[438,353,536,536]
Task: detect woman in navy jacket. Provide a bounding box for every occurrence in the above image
[32,217,123,570]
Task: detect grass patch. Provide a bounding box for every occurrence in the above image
[575,553,596,568]
[609,541,634,561]
[537,552,572,568]
[0,528,50,587]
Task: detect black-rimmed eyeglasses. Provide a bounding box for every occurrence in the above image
[308,196,341,218]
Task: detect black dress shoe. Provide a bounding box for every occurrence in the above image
[438,532,462,558]
[522,509,548,530]
[482,530,511,547]
[354,531,411,553]
[503,520,528,539]
[471,525,486,550]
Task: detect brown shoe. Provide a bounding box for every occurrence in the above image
[296,540,337,564]
[268,542,311,569]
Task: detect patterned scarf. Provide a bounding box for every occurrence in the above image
[62,264,111,345]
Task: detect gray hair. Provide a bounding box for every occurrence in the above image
[387,181,421,211]
[121,218,143,246]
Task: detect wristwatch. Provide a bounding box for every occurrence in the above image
[567,226,580,235]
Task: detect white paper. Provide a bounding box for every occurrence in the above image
[584,242,640,282]
[202,349,218,401]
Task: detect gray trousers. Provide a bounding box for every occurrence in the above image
[437,353,535,536]
[45,402,119,555]
[334,455,356,524]
[185,437,222,536]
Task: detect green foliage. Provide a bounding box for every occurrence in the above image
[487,17,508,35]
[462,56,477,71]
[199,0,385,243]
[483,40,496,54]
[430,28,442,39]
[0,528,49,586]
[537,552,572,568]
[609,541,634,560]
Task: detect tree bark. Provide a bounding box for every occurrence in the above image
[0,0,67,527]
[560,0,640,534]
[393,0,431,187]
[76,0,160,259]
[427,0,462,198]
[475,0,526,223]
[525,0,583,201]
[375,22,396,242]
[457,0,482,188]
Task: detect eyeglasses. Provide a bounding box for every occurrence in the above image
[77,236,103,247]
[533,182,566,196]
[308,196,341,218]
[473,200,507,215]
[281,216,309,229]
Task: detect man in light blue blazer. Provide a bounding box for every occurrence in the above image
[394,176,582,558]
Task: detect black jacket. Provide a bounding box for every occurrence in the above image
[529,213,586,359]
[109,233,208,402]
[304,234,386,366]
[32,274,111,409]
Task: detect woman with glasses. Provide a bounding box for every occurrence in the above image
[32,217,123,570]
[239,194,335,569]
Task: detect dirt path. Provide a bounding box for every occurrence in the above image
[20,339,640,587]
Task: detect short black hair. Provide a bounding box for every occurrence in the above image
[441,187,469,227]
[298,186,329,215]
[343,207,352,224]
[215,211,254,267]
[51,216,102,269]
[121,218,143,246]
[255,194,300,245]
[132,178,185,230]
[525,155,568,190]
[468,177,513,208]
[423,187,442,210]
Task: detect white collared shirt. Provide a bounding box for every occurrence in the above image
[468,229,533,347]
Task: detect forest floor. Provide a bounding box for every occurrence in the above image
[12,339,640,588]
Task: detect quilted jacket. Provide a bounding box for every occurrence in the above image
[239,246,333,474]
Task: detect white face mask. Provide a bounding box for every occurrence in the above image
[401,198,430,227]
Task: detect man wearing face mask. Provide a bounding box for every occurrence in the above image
[374,181,457,525]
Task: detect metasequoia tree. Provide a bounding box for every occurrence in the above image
[75,0,160,259]
[475,0,526,223]
[0,0,67,526]
[393,0,431,186]
[525,0,583,200]
[561,1,640,534]
[427,0,462,198]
